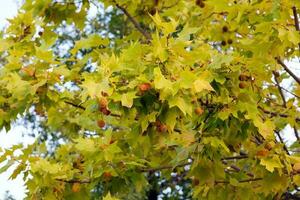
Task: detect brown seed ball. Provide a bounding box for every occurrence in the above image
[221,40,226,46]
[196,0,205,8]
[195,107,204,115]
[99,98,108,108]
[158,124,167,133]
[139,83,151,92]
[199,2,205,8]
[239,82,247,89]
[97,120,105,128]
[222,26,229,33]
[227,39,233,44]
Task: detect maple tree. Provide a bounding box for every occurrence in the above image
[1,0,300,199]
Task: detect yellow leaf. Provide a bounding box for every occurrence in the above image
[193,79,213,93]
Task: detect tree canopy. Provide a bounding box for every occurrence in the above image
[1,0,300,199]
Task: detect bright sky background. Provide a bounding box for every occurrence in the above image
[0,1,299,199]
[0,1,32,199]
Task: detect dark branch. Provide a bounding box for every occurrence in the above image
[64,101,85,110]
[64,100,121,118]
[293,7,300,31]
[215,177,262,184]
[56,178,91,183]
[276,58,300,85]
[294,126,300,141]
[292,6,300,52]
[258,106,300,122]
[275,130,290,155]
[221,155,249,160]
[115,3,152,41]
[273,71,287,107]
[139,162,190,172]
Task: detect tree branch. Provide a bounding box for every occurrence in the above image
[292,6,300,52]
[293,6,300,31]
[64,100,121,118]
[258,106,300,122]
[276,57,300,85]
[275,130,290,155]
[215,177,262,184]
[273,71,287,107]
[139,162,190,172]
[221,155,249,160]
[56,178,91,183]
[115,2,152,41]
[64,101,85,110]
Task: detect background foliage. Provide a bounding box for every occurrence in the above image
[1,0,300,199]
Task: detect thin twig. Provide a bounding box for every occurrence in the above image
[294,126,300,141]
[115,2,152,41]
[64,100,121,117]
[276,57,300,85]
[277,85,300,99]
[273,71,287,107]
[258,106,300,122]
[275,130,290,155]
[221,155,249,160]
[139,162,190,172]
[215,177,262,184]
[272,73,300,142]
[64,101,85,110]
[56,178,91,183]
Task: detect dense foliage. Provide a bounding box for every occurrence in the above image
[1,0,300,199]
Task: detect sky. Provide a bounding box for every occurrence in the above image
[0,1,31,199]
[0,1,299,199]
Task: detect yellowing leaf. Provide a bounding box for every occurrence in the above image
[121,91,136,108]
[103,192,119,200]
[260,155,283,172]
[254,119,275,139]
[193,79,213,93]
[168,96,192,116]
[75,138,95,153]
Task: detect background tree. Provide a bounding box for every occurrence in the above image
[1,0,300,199]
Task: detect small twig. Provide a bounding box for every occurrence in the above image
[64,100,121,118]
[215,177,262,184]
[139,162,190,172]
[273,71,287,107]
[56,178,91,183]
[64,101,85,110]
[115,2,152,41]
[294,126,300,141]
[277,85,300,99]
[258,106,300,122]
[221,155,249,160]
[275,130,290,155]
[276,58,300,85]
